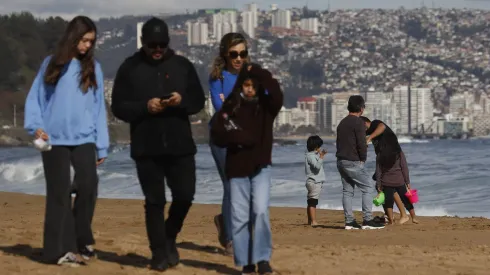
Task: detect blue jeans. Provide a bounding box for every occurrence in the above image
[336,160,374,223]
[229,166,272,267]
[209,142,232,243]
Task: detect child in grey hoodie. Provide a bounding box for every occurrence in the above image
[305,135,326,226]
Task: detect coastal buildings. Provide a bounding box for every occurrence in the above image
[212,11,238,39]
[393,86,433,134]
[271,9,291,29]
[241,11,255,38]
[300,18,319,34]
[187,22,208,46]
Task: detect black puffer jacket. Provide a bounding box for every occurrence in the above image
[111,49,205,158]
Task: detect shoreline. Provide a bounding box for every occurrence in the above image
[0,191,489,220]
[0,191,489,275]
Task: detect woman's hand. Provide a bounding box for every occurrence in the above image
[35,129,49,141]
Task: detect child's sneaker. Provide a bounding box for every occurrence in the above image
[79,245,97,261]
[242,264,256,274]
[257,261,273,275]
[345,221,362,230]
[362,219,385,230]
[57,252,86,267]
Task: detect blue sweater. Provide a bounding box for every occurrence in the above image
[209,70,238,113]
[24,56,110,159]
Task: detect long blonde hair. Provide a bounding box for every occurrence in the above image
[209,32,250,80]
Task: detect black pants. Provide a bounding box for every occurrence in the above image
[382,185,414,211]
[134,154,196,257]
[41,143,98,262]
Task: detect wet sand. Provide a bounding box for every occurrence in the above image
[0,192,489,275]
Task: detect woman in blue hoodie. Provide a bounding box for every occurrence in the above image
[24,16,109,266]
[208,33,250,254]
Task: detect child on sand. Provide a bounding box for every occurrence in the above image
[305,135,326,227]
[361,116,419,225]
[210,63,282,275]
[375,140,419,225]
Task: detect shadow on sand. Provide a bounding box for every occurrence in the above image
[0,244,45,264]
[0,242,239,274]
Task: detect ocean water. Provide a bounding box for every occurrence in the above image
[1,139,489,218]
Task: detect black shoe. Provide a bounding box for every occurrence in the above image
[150,256,169,272]
[345,221,362,230]
[166,238,180,267]
[242,264,256,274]
[257,261,273,275]
[79,245,97,261]
[362,219,385,230]
[373,215,388,225]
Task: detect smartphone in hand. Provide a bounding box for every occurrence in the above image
[160,94,172,102]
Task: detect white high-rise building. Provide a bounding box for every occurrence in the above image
[364,91,398,133]
[331,91,360,132]
[136,22,144,49]
[246,3,258,27]
[274,106,292,128]
[271,9,291,29]
[187,22,208,46]
[300,18,319,34]
[393,86,434,134]
[241,11,255,39]
[270,4,278,11]
[200,23,208,45]
[449,91,473,116]
[213,11,238,40]
[315,93,333,132]
[215,22,237,42]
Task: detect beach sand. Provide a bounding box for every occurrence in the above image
[0,192,489,275]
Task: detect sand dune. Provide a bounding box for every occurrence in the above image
[0,192,489,275]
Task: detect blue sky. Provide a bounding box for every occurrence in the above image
[0,0,489,19]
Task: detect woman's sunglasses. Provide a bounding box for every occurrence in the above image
[228,50,248,59]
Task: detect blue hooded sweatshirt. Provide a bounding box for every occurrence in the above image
[24,56,110,159]
[209,70,238,113]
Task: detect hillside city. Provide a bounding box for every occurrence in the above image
[68,4,490,138]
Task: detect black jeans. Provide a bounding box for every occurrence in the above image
[41,143,98,262]
[134,154,196,257]
[382,185,414,211]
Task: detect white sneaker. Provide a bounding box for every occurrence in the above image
[57,252,86,267]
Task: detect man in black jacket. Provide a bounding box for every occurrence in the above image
[111,17,205,271]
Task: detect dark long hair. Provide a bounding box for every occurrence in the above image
[210,32,250,80]
[44,16,98,92]
[221,63,264,116]
[377,139,403,170]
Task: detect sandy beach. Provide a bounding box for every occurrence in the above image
[0,192,489,275]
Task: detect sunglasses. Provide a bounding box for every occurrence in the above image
[228,50,248,59]
[146,42,167,49]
